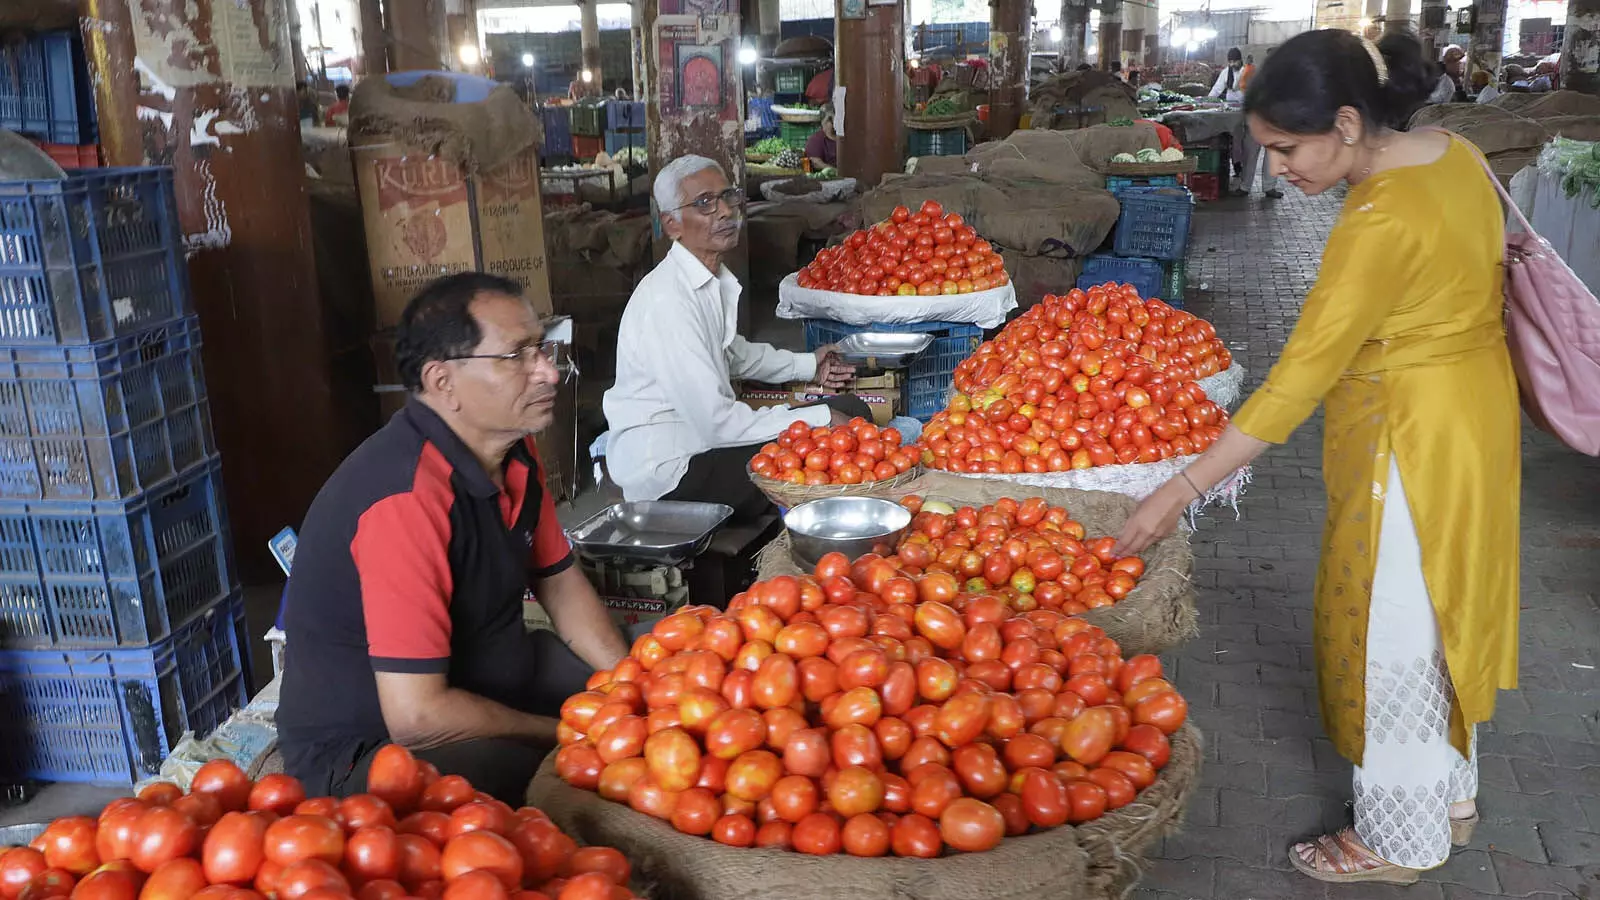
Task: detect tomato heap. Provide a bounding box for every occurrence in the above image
[891,495,1145,615]
[554,555,1187,858]
[793,200,1010,298]
[0,749,636,900]
[749,419,917,486]
[918,285,1231,474]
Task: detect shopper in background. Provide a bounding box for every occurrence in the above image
[804,105,839,170]
[323,85,351,127]
[1116,29,1518,885]
[1209,47,1246,103]
[295,81,319,128]
[603,155,864,521]
[1240,53,1258,90]
[1429,45,1468,102]
[804,67,834,106]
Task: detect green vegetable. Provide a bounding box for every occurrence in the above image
[1108,117,1136,127]
[1538,137,1600,206]
[1112,152,1137,163]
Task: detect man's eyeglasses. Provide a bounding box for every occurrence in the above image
[667,187,746,216]
[447,341,576,379]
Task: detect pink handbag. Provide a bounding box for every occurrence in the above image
[1462,138,1600,455]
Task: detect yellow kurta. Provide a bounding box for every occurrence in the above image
[1232,137,1521,766]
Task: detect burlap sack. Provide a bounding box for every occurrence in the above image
[349,74,538,173]
[1028,72,1140,131]
[753,472,1197,657]
[527,723,1203,900]
[1004,251,1085,308]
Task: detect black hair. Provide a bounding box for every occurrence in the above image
[336,85,350,99]
[1227,47,1243,62]
[1109,61,1122,72]
[395,272,525,391]
[1243,29,1434,134]
[1076,63,1093,71]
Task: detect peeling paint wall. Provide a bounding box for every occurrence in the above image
[1561,4,1600,94]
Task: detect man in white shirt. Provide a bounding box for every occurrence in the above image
[602,155,863,519]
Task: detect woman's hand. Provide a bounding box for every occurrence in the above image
[1113,479,1195,557]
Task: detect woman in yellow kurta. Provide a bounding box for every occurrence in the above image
[1114,30,1520,886]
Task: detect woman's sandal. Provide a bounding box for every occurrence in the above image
[1288,827,1421,885]
[1451,812,1480,847]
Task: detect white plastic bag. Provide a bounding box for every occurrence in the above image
[776,273,1018,328]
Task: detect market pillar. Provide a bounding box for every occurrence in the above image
[1383,0,1410,33]
[835,0,904,188]
[1419,0,1451,60]
[387,0,448,70]
[1060,0,1090,67]
[83,0,352,583]
[1097,0,1121,69]
[359,0,389,74]
[1469,0,1505,83]
[1560,0,1600,94]
[580,0,604,91]
[632,0,646,98]
[1363,0,1381,36]
[989,0,1030,138]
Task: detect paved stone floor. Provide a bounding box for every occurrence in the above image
[1132,190,1600,900]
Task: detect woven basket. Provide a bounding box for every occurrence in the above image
[754,471,1197,657]
[778,110,823,123]
[905,113,977,131]
[1104,159,1198,177]
[749,465,924,511]
[526,723,1203,900]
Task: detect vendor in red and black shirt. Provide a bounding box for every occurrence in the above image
[277,273,631,805]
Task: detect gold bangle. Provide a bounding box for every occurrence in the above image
[1179,469,1204,500]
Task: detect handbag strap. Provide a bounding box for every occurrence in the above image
[1417,126,1536,235]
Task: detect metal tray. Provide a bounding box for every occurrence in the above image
[0,823,46,847]
[568,501,734,565]
[833,332,935,368]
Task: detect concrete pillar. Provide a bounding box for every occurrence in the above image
[1560,0,1600,94]
[1363,0,1382,36]
[83,0,352,582]
[388,0,448,70]
[989,0,1030,138]
[1097,0,1122,68]
[1060,0,1090,67]
[632,0,646,98]
[1420,0,1451,60]
[580,0,603,92]
[836,0,904,187]
[359,0,389,75]
[1469,0,1505,82]
[1383,0,1410,34]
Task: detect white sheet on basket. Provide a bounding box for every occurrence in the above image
[952,459,1252,524]
[776,272,1018,329]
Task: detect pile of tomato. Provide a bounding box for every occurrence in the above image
[793,200,1010,298]
[0,747,635,900]
[890,495,1145,615]
[553,550,1187,858]
[917,284,1231,475]
[749,419,918,487]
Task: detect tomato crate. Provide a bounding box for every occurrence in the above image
[0,167,190,345]
[0,456,235,649]
[32,143,101,170]
[802,319,984,421]
[1184,145,1226,176]
[1188,172,1222,202]
[1111,185,1193,261]
[539,105,573,159]
[1077,254,1166,302]
[0,31,98,145]
[0,591,248,784]
[572,135,604,160]
[0,317,214,501]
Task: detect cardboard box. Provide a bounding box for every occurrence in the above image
[736,372,904,426]
[352,143,554,328]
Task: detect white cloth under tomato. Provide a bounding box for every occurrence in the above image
[1352,457,1478,870]
[603,241,832,501]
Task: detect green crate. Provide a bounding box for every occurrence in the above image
[907,127,968,158]
[1184,146,1224,176]
[780,121,820,149]
[775,68,807,94]
[571,102,606,137]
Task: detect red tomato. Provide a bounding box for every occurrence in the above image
[344,825,401,883]
[137,858,208,900]
[201,812,269,885]
[37,817,98,876]
[890,813,942,858]
[439,831,522,889]
[190,760,252,813]
[247,774,307,818]
[418,776,476,814]
[938,799,1004,853]
[790,814,841,856]
[440,870,507,900]
[0,847,46,900]
[339,794,397,832]
[129,806,201,875]
[1064,779,1109,824]
[394,834,442,891]
[506,819,575,885]
[275,859,350,900]
[711,814,756,847]
[1120,724,1172,769]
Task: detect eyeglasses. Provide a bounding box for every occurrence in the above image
[667,187,746,216]
[447,340,577,379]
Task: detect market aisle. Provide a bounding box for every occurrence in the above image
[1133,193,1600,900]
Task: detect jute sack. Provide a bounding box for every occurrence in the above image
[527,723,1204,900]
[753,472,1197,657]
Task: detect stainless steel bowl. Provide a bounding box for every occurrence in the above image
[784,497,912,570]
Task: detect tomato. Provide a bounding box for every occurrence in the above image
[933,692,991,748]
[711,814,756,848]
[344,824,401,883]
[264,815,345,868]
[247,774,307,818]
[643,727,702,793]
[790,814,841,856]
[440,870,507,900]
[94,801,147,864]
[37,818,98,876]
[838,813,890,859]
[190,760,252,814]
[275,859,349,900]
[128,806,200,875]
[0,847,46,900]
[703,708,765,760]
[1133,691,1188,734]
[340,794,398,832]
[781,729,830,777]
[1017,767,1070,827]
[553,871,614,900]
[1085,767,1137,810]
[566,846,629,887]
[768,775,819,823]
[1059,707,1117,765]
[873,717,913,761]
[396,811,451,846]
[505,819,574,885]
[394,834,442,891]
[596,759,647,802]
[440,831,522,890]
[907,765,962,818]
[137,858,208,899]
[554,745,605,792]
[828,724,882,770]
[355,880,409,900]
[914,657,959,702]
[668,787,721,836]
[890,813,942,858]
[827,767,885,817]
[201,812,269,885]
[753,821,792,851]
[1120,724,1172,768]
[938,798,1004,853]
[724,750,783,802]
[822,686,882,730]
[912,602,966,651]
[419,776,476,814]
[136,785,182,808]
[1064,779,1109,824]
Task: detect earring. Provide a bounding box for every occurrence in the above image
[1343,135,1356,146]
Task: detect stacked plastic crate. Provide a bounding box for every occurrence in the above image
[1078,185,1194,307]
[0,166,247,785]
[0,30,100,166]
[605,101,645,160]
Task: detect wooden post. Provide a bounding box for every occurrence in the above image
[835,0,904,188]
[989,0,1029,138]
[1560,0,1600,94]
[82,0,354,582]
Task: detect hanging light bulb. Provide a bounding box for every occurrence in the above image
[458,43,480,67]
[522,52,535,67]
[1049,25,1063,43]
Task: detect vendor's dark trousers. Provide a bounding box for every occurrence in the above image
[663,394,873,521]
[334,624,652,807]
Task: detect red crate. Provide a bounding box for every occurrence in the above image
[572,135,603,160]
[32,141,100,169]
[1189,172,1221,202]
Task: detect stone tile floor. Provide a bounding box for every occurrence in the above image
[1132,190,1600,900]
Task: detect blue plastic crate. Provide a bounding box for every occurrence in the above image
[0,457,234,649]
[604,130,644,157]
[1111,186,1193,261]
[0,31,96,145]
[748,97,780,131]
[540,105,573,159]
[1106,174,1179,194]
[1077,254,1166,301]
[606,100,646,129]
[802,320,983,421]
[0,317,213,502]
[0,591,247,784]
[0,168,190,346]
